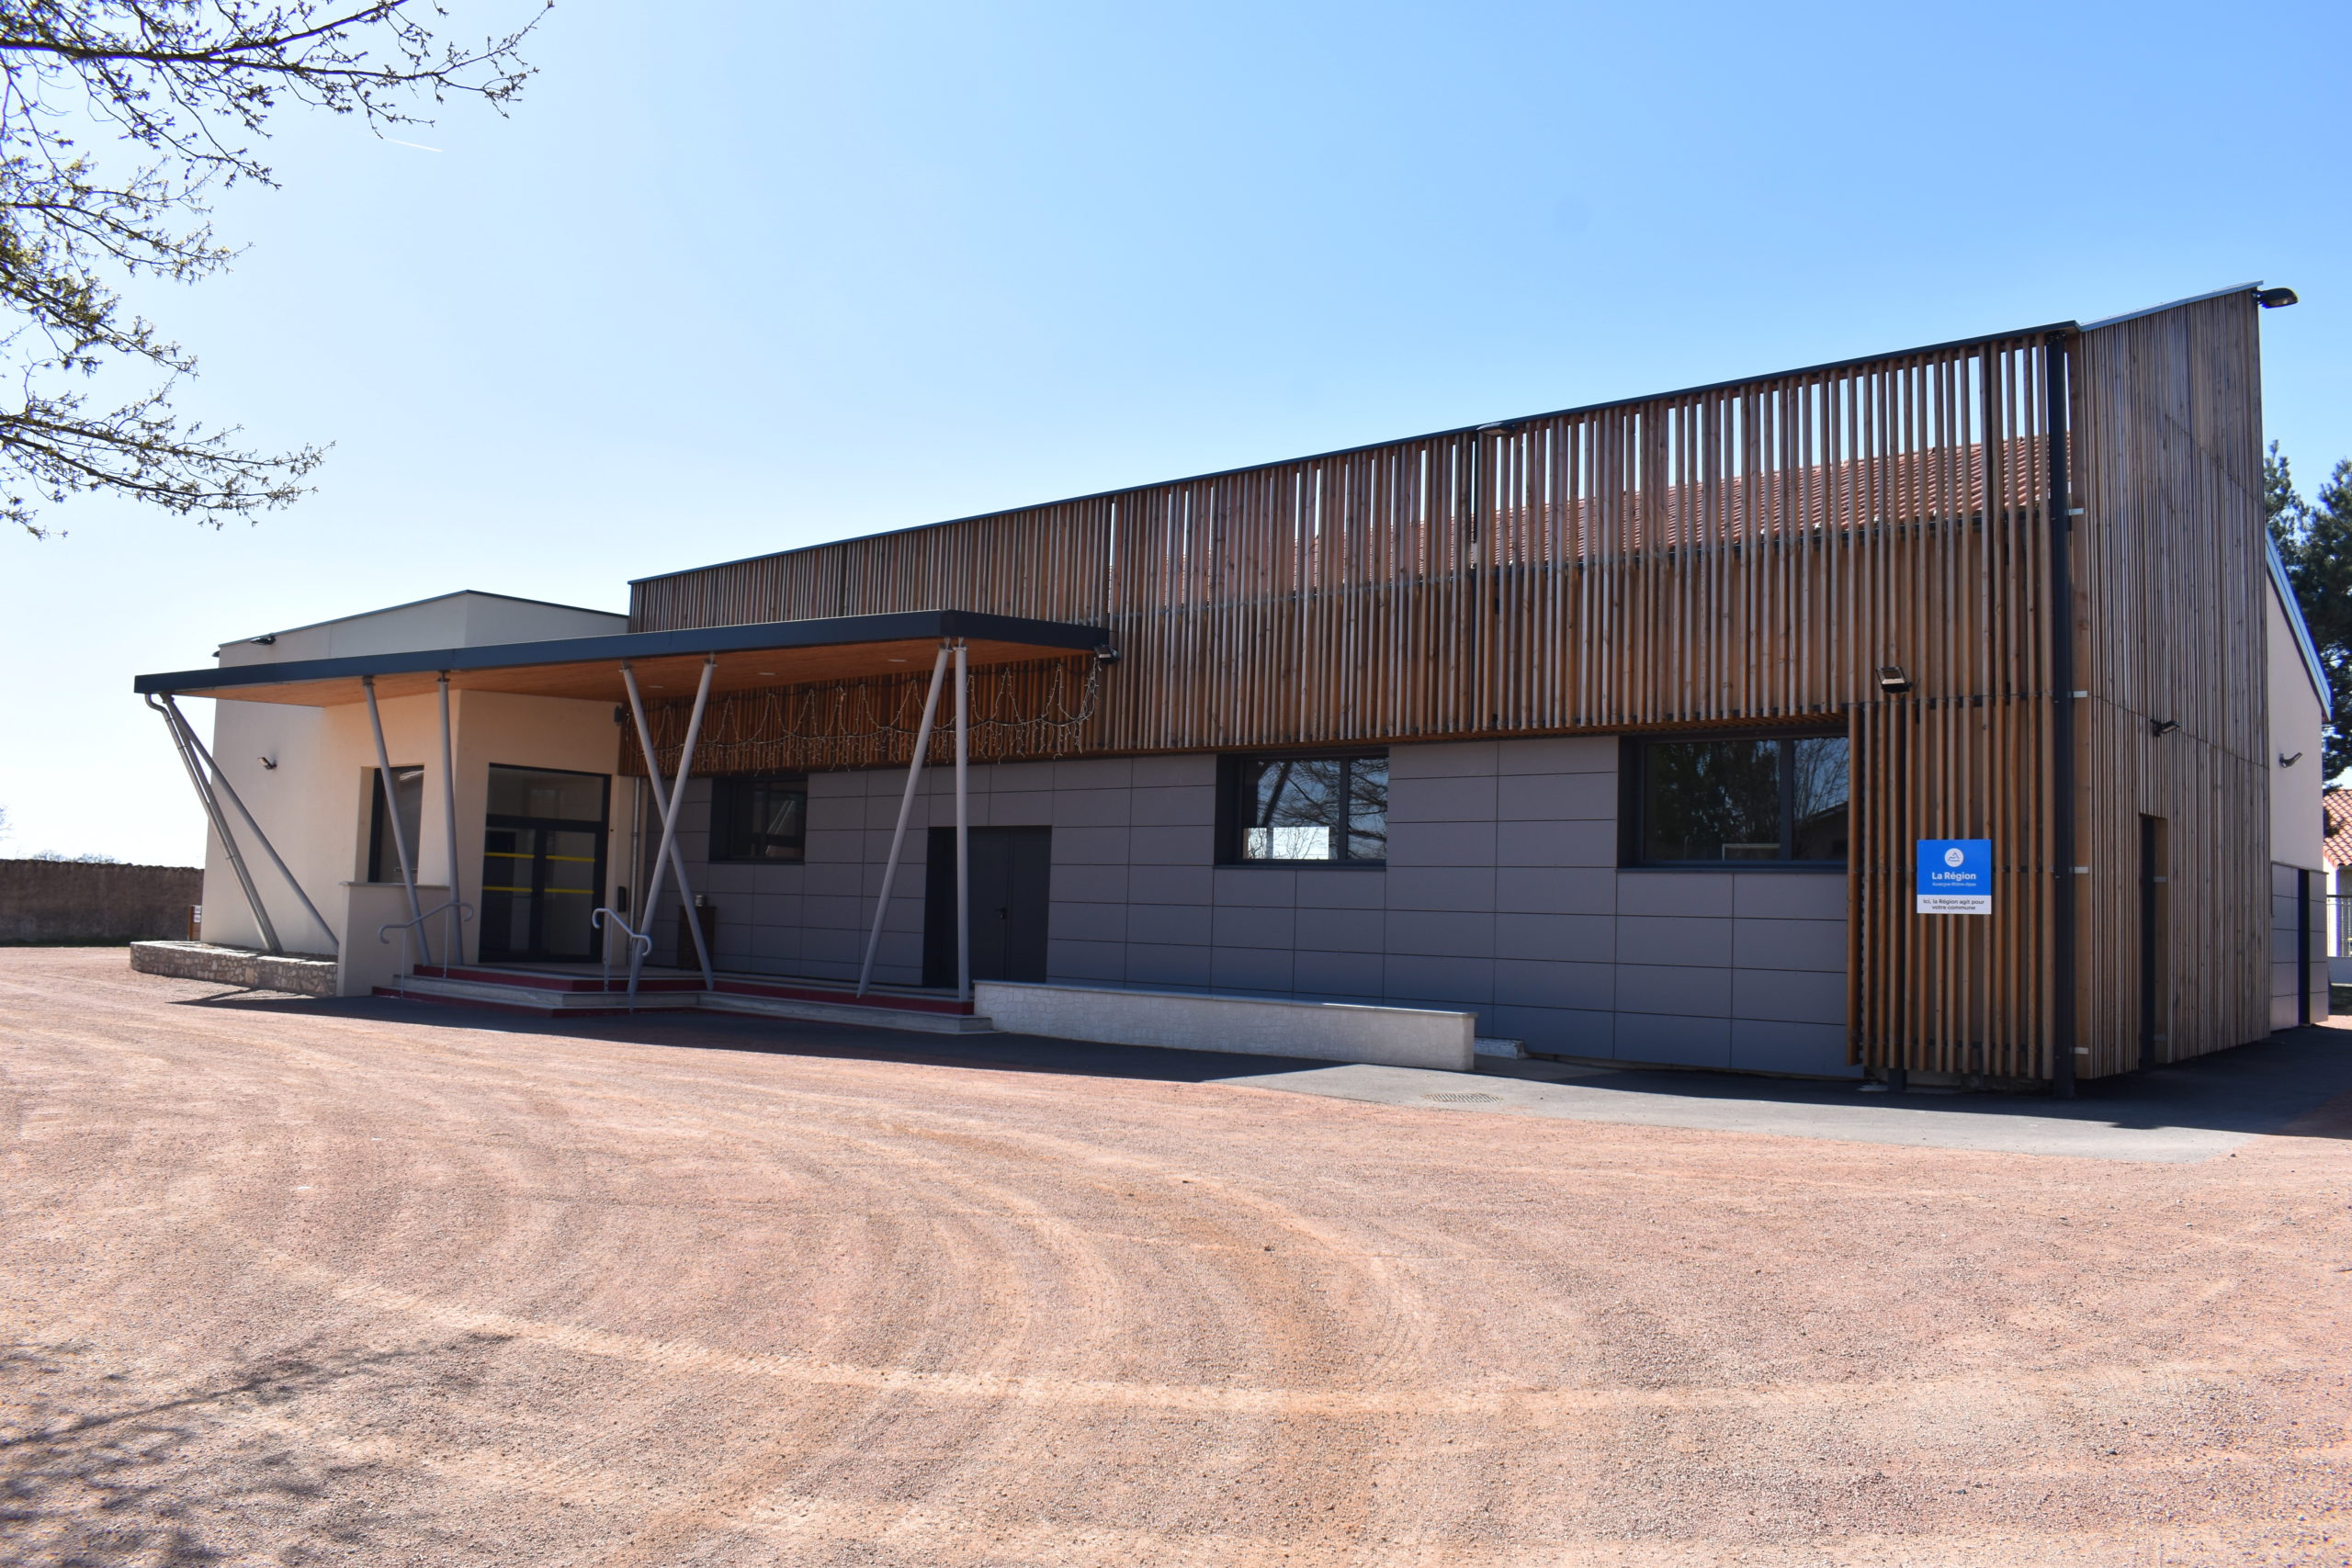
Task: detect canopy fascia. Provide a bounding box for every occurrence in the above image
[133,610,1109,706]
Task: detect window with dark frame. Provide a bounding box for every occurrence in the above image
[710,773,809,863]
[1631,733,1849,866]
[367,765,424,883]
[1220,752,1387,864]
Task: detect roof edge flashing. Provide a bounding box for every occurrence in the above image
[138,608,1111,700]
[2078,282,2262,334]
[2268,537,2332,719]
[220,587,627,651]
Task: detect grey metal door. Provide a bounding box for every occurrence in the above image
[923,827,1051,987]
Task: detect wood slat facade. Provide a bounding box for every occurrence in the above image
[628,293,2279,1078]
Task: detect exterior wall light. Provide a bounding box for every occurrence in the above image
[1095,646,1122,664]
[1876,665,1913,694]
[2279,751,2303,767]
[2152,718,2181,737]
[257,757,277,770]
[2256,287,2299,309]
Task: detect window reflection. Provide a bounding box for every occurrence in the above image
[712,774,808,862]
[1234,753,1387,863]
[1642,740,1782,862]
[1638,734,1849,865]
[1791,737,1850,862]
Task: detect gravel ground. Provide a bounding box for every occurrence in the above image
[4,946,2349,1567]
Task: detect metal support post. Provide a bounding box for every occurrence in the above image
[147,694,280,953]
[160,695,334,953]
[954,639,970,1005]
[438,675,464,964]
[662,836,709,978]
[2045,331,2077,1099]
[620,656,718,991]
[857,644,952,996]
[362,674,429,966]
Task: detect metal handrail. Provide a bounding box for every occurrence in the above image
[378,898,475,998]
[593,907,653,1012]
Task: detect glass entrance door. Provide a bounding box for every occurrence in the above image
[480,766,609,964]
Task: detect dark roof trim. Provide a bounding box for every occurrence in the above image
[229,587,626,647]
[135,609,1107,697]
[2079,282,2260,333]
[636,316,2084,586]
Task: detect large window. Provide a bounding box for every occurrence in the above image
[1220,752,1387,864]
[367,765,424,883]
[1631,733,1849,866]
[710,773,808,863]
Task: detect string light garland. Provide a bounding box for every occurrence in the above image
[626,658,1102,776]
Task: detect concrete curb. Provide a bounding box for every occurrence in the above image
[975,980,1474,1071]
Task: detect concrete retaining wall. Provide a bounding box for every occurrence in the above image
[976,979,1475,1070]
[130,941,339,998]
[2,859,199,943]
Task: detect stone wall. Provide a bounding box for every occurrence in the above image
[129,941,339,998]
[0,859,200,944]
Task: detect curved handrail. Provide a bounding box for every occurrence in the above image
[377,898,475,947]
[593,907,653,1011]
[377,898,475,998]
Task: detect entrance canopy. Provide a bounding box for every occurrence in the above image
[132,609,1110,705]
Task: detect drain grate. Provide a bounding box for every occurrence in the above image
[1421,1091,1501,1104]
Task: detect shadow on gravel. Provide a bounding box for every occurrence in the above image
[174,987,2352,1146]
[0,1337,503,1565]
[1479,1026,2352,1144]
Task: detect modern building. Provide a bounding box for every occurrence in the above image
[134,284,2329,1086]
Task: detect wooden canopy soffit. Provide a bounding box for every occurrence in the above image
[130,611,1108,707]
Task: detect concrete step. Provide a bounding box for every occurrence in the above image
[701,989,997,1033]
[389,975,697,1015]
[711,976,975,1016]
[383,973,992,1033]
[412,964,703,994]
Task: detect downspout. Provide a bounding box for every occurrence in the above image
[2046,330,2078,1098]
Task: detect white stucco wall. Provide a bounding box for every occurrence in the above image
[190,592,633,967]
[2267,577,2327,874]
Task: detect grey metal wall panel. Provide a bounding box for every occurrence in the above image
[1730,918,1847,972]
[1614,916,1733,967]
[1615,964,1734,1018]
[1493,913,1614,962]
[662,732,1855,1075]
[1616,1012,1731,1067]
[1617,874,1735,918]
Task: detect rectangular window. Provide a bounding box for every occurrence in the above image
[1631,733,1849,866]
[488,766,608,822]
[367,765,424,883]
[1221,752,1387,864]
[710,773,809,863]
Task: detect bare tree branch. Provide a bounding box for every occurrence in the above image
[0,0,545,536]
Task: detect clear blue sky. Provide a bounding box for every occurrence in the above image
[4,0,2346,863]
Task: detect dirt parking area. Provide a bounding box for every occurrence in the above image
[5,947,2350,1566]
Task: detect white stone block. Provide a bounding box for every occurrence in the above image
[974,981,1473,1071]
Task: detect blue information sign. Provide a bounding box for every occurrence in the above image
[1916,839,1992,915]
